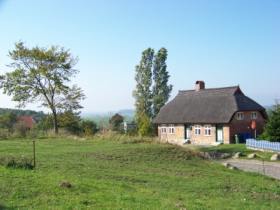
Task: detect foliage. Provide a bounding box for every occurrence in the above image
[0,138,280,209]
[0,112,17,132]
[81,120,98,136]
[262,103,280,142]
[0,42,85,134]
[133,48,172,136]
[133,48,154,132]
[137,113,152,136]
[109,113,124,131]
[58,111,82,134]
[0,108,45,122]
[35,114,53,131]
[152,48,172,117]
[13,121,29,137]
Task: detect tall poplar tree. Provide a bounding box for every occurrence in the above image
[133,48,154,135]
[152,48,172,117]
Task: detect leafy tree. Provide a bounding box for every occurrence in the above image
[0,112,17,133]
[81,120,97,136]
[133,48,154,135]
[262,103,280,142]
[109,113,124,131]
[58,111,81,134]
[152,48,172,117]
[0,42,85,134]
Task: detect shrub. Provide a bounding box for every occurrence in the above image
[137,113,153,136]
[13,121,28,137]
[0,156,34,169]
[109,113,124,131]
[81,120,98,136]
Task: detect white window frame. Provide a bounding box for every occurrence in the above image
[168,125,175,134]
[236,112,244,120]
[251,112,257,120]
[204,125,211,136]
[161,127,167,134]
[194,125,201,135]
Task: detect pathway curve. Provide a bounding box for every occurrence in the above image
[221,159,280,180]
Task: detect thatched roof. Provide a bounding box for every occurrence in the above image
[153,85,266,124]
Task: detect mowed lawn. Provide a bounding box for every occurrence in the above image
[0,138,280,210]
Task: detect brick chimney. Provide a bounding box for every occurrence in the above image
[195,81,205,91]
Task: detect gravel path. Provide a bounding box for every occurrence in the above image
[222,159,280,180]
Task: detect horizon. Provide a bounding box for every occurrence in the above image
[0,0,279,113]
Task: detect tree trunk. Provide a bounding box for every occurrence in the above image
[52,109,59,134]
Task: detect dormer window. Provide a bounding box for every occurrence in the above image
[251,112,257,120]
[236,112,244,120]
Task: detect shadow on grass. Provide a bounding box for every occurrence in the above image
[0,204,15,210]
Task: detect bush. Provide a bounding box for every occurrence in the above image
[137,113,153,136]
[0,128,10,139]
[109,113,124,131]
[0,156,34,169]
[81,120,98,136]
[13,121,29,138]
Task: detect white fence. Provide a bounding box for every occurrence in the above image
[246,139,280,152]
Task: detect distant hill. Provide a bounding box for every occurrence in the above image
[0,108,46,122]
[264,105,274,110]
[81,109,135,127]
[117,109,135,118]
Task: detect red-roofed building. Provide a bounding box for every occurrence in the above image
[17,116,36,129]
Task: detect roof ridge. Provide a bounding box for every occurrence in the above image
[179,85,239,93]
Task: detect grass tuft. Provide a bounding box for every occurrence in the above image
[0,156,34,170]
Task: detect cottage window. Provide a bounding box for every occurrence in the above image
[236,112,244,120]
[194,125,201,135]
[161,127,167,134]
[168,125,175,134]
[251,112,257,120]
[204,125,211,136]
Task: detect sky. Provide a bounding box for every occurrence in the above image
[0,0,279,113]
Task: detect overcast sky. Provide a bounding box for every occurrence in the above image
[0,0,279,113]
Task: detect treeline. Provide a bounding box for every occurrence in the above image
[0,110,98,138]
[0,108,45,122]
[0,107,133,138]
[0,42,171,138]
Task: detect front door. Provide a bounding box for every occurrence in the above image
[216,126,224,143]
[185,125,191,140]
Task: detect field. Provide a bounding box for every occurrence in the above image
[0,137,280,210]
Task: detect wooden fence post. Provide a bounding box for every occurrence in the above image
[33,140,36,168]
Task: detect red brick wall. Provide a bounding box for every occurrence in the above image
[229,111,266,142]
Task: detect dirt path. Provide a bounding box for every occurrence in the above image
[221,159,280,180]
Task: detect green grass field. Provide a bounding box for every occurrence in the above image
[0,137,280,209]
